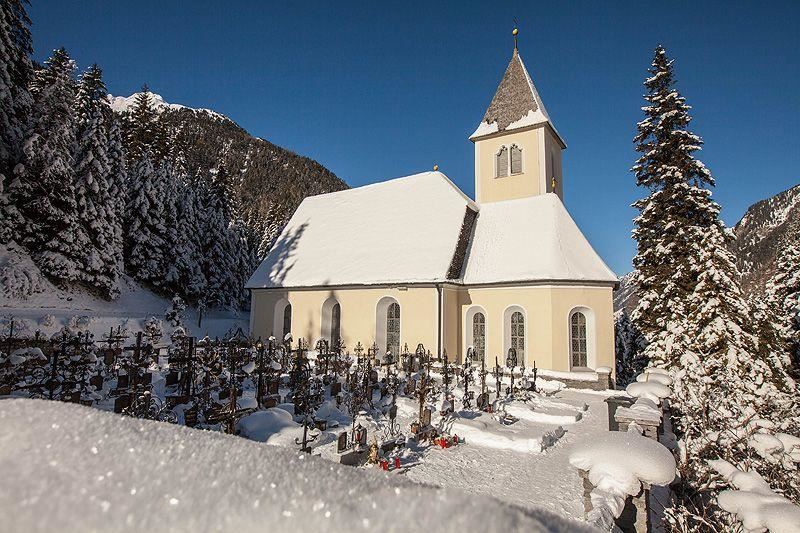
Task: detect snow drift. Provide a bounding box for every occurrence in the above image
[0,399,594,532]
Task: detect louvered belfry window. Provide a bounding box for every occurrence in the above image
[386,302,400,357]
[570,312,588,368]
[496,146,509,177]
[511,311,525,359]
[510,145,522,174]
[473,312,486,361]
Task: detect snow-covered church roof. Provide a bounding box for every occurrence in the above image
[246,172,616,289]
[460,194,617,284]
[469,49,565,147]
[246,172,477,288]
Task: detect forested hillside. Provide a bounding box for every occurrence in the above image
[0,2,346,310]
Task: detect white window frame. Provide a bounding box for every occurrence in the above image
[464,306,488,362]
[376,296,401,360]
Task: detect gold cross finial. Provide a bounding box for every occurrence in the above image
[551,176,557,191]
[433,164,439,171]
[513,20,519,51]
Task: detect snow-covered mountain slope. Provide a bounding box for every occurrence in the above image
[732,183,800,296]
[0,243,246,339]
[614,182,800,311]
[0,398,593,532]
[107,92,226,120]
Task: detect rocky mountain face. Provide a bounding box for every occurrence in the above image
[615,183,800,312]
[731,184,800,297]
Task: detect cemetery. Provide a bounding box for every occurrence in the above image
[0,317,688,531]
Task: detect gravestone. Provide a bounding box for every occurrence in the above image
[369,370,378,384]
[422,407,432,427]
[103,350,116,366]
[476,392,489,410]
[331,381,342,396]
[89,374,104,391]
[268,381,279,395]
[184,406,198,427]
[165,370,180,387]
[337,432,348,453]
[116,373,129,389]
[114,394,131,413]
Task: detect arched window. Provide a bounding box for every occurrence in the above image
[570,312,587,368]
[331,303,341,347]
[511,311,524,359]
[510,145,522,174]
[386,302,400,357]
[496,146,509,177]
[473,312,486,361]
[282,303,292,338]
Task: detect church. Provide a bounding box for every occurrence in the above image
[247,39,618,374]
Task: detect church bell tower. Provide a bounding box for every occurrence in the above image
[470,30,566,204]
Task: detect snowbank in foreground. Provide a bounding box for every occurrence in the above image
[0,399,593,532]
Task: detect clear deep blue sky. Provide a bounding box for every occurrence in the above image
[29,1,799,275]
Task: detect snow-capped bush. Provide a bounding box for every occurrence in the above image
[710,459,800,533]
[0,243,47,299]
[38,314,56,327]
[143,316,163,344]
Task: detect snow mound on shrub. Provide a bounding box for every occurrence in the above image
[0,399,592,532]
[635,372,672,386]
[710,459,800,533]
[236,408,300,446]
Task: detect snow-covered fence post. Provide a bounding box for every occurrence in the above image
[618,378,672,441]
[569,431,676,532]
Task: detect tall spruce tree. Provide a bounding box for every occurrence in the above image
[73,64,121,297]
[125,151,166,284]
[632,45,799,529]
[763,221,800,377]
[613,309,646,387]
[9,48,92,283]
[0,0,33,183]
[106,117,127,291]
[201,165,237,308]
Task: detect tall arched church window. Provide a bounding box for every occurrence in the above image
[511,311,524,359]
[283,304,292,339]
[510,145,522,174]
[386,302,400,357]
[473,312,486,360]
[496,146,509,177]
[570,312,587,368]
[331,303,341,347]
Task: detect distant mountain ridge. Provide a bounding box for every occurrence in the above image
[615,183,800,312]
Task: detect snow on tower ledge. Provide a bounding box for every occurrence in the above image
[469,49,565,146]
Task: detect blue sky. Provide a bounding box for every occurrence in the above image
[29,1,799,275]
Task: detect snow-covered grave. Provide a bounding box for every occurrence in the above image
[0,398,596,532]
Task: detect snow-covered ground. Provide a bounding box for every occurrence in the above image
[1,243,247,340]
[0,398,596,532]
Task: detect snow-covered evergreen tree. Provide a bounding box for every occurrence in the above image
[73,64,121,297]
[171,172,206,304]
[613,309,646,387]
[9,48,92,283]
[631,45,800,530]
[200,165,237,308]
[125,151,166,285]
[125,87,160,163]
[0,0,33,184]
[105,117,127,291]
[763,220,800,377]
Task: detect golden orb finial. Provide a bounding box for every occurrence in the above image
[433,164,439,172]
[513,24,519,50]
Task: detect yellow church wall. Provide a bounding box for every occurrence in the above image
[455,285,614,374]
[474,127,543,204]
[251,283,613,375]
[250,286,439,352]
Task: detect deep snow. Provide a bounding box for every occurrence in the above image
[0,398,595,532]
